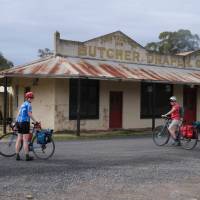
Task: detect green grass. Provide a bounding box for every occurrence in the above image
[0,129,152,141]
[52,130,151,141]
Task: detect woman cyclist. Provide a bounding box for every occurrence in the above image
[162,96,181,146]
[15,92,38,161]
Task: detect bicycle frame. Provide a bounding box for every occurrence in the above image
[161,117,171,132]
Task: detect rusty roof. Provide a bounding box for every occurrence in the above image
[2,56,200,84]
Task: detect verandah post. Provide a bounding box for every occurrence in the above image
[76,78,81,136]
[152,82,156,131]
[3,76,8,134]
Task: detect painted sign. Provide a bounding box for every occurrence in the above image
[55,31,200,68]
[77,45,192,67]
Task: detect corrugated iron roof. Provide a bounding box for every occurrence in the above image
[2,56,200,84]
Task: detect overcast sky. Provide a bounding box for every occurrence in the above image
[0,0,200,65]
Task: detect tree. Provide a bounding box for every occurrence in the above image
[0,52,13,71]
[38,48,53,58]
[145,29,200,55]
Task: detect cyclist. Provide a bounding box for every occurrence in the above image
[161,96,181,145]
[15,92,38,161]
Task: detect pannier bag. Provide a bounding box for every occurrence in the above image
[36,129,53,145]
[180,125,194,139]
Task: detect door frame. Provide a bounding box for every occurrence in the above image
[109,91,123,129]
[183,85,197,123]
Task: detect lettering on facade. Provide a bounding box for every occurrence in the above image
[59,32,200,68]
[78,45,189,67]
[78,45,141,62]
[99,34,138,48]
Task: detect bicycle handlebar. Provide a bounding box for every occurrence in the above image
[161,116,171,120]
[32,122,41,129]
[8,121,41,132]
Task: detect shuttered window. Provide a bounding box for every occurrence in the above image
[69,79,99,119]
[140,83,173,118]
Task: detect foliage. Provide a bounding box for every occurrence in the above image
[38,48,53,58]
[0,52,13,71]
[145,29,200,54]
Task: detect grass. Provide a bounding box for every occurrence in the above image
[0,128,152,141]
[52,130,152,141]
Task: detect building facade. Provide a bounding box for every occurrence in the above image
[2,31,200,132]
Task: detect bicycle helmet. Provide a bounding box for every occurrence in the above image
[169,96,176,102]
[25,91,34,99]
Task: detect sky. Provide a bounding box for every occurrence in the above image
[0,0,200,65]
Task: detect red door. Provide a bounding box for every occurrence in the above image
[183,86,197,124]
[109,92,123,129]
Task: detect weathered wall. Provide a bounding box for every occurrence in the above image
[54,79,108,131]
[54,79,170,131]
[11,78,55,129]
[54,79,69,131]
[101,81,156,129]
[54,31,200,68]
[9,77,196,132]
[173,84,183,106]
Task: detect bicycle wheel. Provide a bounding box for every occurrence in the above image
[152,125,170,146]
[180,133,198,150]
[32,136,55,159]
[0,133,20,157]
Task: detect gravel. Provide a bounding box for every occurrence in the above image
[1,137,200,200]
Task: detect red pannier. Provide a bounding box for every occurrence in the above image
[180,125,194,138]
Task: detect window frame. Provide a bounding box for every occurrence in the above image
[140,82,173,119]
[69,79,100,120]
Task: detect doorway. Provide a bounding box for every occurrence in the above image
[183,86,197,124]
[109,92,123,129]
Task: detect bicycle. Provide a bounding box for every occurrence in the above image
[152,116,198,150]
[0,120,55,159]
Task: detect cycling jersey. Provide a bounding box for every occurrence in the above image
[171,103,180,120]
[17,101,32,122]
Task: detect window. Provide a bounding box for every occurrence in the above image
[140,83,173,118]
[69,79,99,119]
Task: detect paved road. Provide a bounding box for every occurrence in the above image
[1,137,200,200]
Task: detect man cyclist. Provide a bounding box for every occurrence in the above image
[162,96,181,146]
[15,91,38,161]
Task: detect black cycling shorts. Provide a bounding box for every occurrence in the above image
[16,122,30,134]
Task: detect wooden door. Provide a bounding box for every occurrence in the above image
[183,86,197,124]
[109,92,123,129]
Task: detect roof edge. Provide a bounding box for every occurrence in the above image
[83,30,145,49]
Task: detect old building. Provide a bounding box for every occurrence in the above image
[1,31,200,132]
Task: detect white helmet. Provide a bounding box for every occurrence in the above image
[169,96,176,102]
